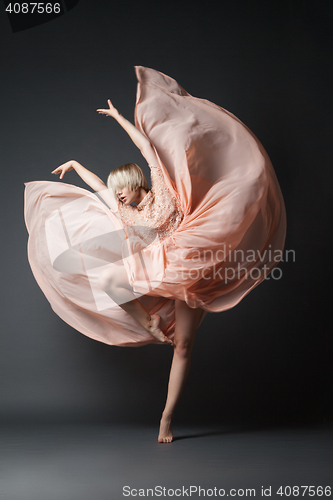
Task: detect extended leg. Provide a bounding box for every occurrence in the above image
[158,299,207,443]
[98,264,172,344]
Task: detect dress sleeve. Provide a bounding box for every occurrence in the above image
[140,142,170,199]
[140,141,182,219]
[149,162,182,221]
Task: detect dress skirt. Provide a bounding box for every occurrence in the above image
[24,66,286,346]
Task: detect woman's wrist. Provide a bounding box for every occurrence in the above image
[112,109,122,121]
[71,160,81,170]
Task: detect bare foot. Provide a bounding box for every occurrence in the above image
[158,414,173,443]
[147,314,173,345]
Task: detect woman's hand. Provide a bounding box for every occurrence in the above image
[51,160,115,209]
[51,160,77,179]
[97,99,153,153]
[96,99,119,119]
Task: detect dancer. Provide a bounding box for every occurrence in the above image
[24,67,286,443]
[51,102,204,442]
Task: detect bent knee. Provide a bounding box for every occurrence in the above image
[174,339,193,358]
[98,268,114,291]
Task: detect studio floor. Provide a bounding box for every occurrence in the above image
[1,423,332,500]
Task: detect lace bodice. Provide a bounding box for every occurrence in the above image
[117,163,183,242]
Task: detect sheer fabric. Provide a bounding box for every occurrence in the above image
[24,67,286,346]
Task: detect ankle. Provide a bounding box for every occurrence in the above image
[141,314,153,331]
[147,314,159,332]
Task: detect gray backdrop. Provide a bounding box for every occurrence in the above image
[0,0,332,426]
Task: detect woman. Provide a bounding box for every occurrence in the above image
[24,66,286,443]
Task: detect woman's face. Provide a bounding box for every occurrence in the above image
[116,186,140,205]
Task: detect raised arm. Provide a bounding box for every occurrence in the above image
[97,100,157,160]
[51,160,118,211]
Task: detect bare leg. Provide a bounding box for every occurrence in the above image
[98,264,172,344]
[158,299,207,443]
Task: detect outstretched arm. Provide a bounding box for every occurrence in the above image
[51,160,118,211]
[97,100,158,165]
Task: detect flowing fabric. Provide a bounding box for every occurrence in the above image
[24,66,286,346]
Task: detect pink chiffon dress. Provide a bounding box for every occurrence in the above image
[24,66,287,347]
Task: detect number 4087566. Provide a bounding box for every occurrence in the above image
[5,3,61,14]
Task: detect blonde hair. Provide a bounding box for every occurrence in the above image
[107,163,149,195]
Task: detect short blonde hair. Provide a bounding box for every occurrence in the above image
[107,163,148,195]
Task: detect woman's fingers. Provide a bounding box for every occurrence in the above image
[51,166,65,178]
[96,100,116,116]
[52,161,75,179]
[96,108,110,115]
